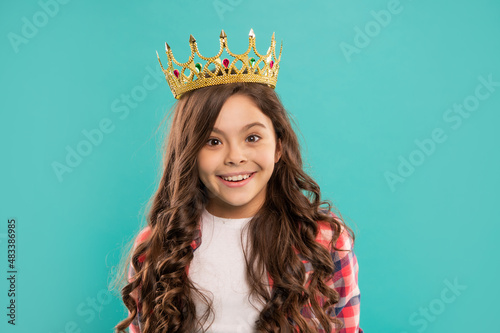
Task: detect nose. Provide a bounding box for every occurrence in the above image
[224,142,247,165]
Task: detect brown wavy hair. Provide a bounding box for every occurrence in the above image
[114,82,355,332]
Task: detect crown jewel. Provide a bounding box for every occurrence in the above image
[156,29,283,99]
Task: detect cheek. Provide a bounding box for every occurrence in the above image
[197,151,216,177]
[257,147,278,169]
[196,161,212,191]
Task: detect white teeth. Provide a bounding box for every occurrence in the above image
[221,173,252,181]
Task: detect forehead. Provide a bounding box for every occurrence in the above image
[214,94,272,129]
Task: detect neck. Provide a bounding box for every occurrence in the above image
[205,203,257,219]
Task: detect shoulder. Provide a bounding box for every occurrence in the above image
[134,225,152,246]
[315,211,353,256]
[133,226,152,263]
[127,226,151,284]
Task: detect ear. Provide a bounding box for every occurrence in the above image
[275,138,282,164]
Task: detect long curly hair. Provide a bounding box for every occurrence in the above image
[114,82,355,332]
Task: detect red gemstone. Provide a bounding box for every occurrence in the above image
[270,60,274,69]
[173,69,179,78]
[222,58,229,68]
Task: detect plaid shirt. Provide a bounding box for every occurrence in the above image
[127,214,362,333]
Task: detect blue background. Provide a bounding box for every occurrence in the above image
[1,0,499,332]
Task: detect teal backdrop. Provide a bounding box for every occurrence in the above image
[1,0,499,332]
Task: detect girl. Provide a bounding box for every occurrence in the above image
[115,30,362,333]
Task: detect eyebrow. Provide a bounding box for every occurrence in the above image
[211,122,267,134]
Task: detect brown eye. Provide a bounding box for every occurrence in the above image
[207,138,221,146]
[247,135,261,143]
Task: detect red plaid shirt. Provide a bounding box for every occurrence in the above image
[127,213,362,333]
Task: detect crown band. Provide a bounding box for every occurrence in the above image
[156,29,282,99]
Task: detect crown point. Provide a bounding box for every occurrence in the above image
[249,28,255,38]
[220,29,227,39]
[189,35,196,43]
[165,42,170,52]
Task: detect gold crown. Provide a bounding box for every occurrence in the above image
[156,29,282,99]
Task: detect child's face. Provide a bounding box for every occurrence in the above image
[197,94,281,219]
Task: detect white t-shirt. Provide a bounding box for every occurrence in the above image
[189,207,264,333]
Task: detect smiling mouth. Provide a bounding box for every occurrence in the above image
[217,172,256,182]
